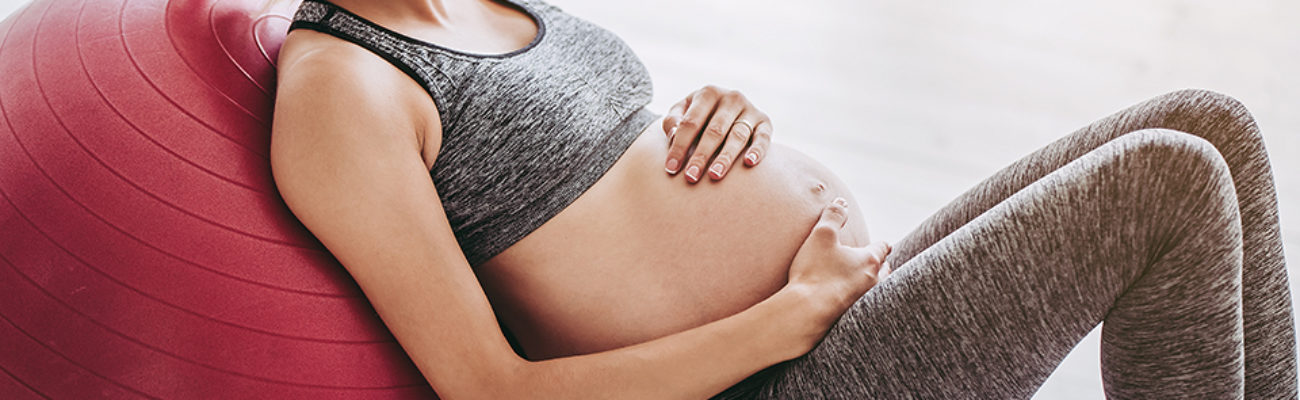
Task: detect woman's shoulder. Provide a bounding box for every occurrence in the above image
[278,29,396,81]
[278,30,440,129]
[274,30,442,167]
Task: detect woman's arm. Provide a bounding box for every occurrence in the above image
[271,45,886,400]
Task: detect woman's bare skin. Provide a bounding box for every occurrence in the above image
[480,118,872,359]
[270,0,888,397]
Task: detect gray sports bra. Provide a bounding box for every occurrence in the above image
[289,0,660,266]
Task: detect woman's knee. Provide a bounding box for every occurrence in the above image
[1153,89,1265,153]
[1101,129,1238,211]
[1159,89,1256,125]
[1090,130,1244,283]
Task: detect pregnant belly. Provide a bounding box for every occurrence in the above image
[475,117,871,360]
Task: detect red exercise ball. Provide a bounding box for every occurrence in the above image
[0,0,434,397]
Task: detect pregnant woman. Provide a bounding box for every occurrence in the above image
[267,0,1297,398]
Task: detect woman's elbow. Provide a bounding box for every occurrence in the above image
[428,357,559,400]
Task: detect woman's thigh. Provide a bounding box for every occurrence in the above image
[887,89,1279,269]
[874,88,1293,397]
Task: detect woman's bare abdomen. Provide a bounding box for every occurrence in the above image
[476,118,870,360]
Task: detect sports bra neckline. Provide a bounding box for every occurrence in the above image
[306,0,547,59]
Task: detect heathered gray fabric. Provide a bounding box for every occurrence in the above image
[289,0,660,266]
[714,89,1297,399]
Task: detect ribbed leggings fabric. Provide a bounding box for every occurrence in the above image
[714,89,1298,399]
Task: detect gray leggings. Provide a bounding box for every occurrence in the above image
[714,89,1297,399]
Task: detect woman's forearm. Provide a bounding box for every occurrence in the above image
[507,285,815,399]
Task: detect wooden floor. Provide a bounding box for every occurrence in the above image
[3,0,1294,397]
[546,0,1299,397]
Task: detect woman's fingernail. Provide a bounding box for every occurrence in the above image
[708,163,724,179]
[665,158,679,174]
[745,152,759,165]
[685,165,700,182]
[833,197,847,207]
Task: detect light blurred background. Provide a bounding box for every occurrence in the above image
[2,0,1296,398]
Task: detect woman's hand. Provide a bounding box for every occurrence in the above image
[662,85,774,183]
[782,197,891,349]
